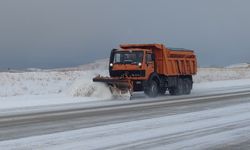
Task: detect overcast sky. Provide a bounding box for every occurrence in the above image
[0,0,250,69]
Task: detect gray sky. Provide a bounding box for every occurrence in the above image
[0,0,250,69]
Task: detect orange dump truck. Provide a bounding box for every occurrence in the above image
[93,44,197,98]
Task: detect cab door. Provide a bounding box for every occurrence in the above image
[145,52,155,78]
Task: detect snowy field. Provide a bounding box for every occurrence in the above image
[0,60,250,110]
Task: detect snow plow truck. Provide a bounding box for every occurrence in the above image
[93,44,197,98]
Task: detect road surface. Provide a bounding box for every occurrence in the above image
[1,89,250,149]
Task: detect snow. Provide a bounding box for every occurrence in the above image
[0,94,109,110]
[1,60,250,149]
[226,63,250,69]
[0,69,108,97]
[1,60,250,110]
[1,101,250,149]
[68,78,112,98]
[194,67,250,83]
[194,79,250,91]
[0,78,250,111]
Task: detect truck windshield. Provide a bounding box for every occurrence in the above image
[113,51,143,64]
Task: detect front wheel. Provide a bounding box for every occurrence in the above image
[144,80,159,97]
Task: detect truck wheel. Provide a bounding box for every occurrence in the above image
[170,78,184,95]
[176,78,184,95]
[169,88,177,95]
[145,80,159,97]
[159,87,167,95]
[183,78,191,94]
[169,78,187,96]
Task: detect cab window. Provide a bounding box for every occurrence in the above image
[146,53,153,63]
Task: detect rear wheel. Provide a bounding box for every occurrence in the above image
[169,87,177,95]
[183,78,192,95]
[176,78,184,95]
[144,80,159,97]
[169,78,184,95]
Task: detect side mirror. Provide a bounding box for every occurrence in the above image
[109,49,117,73]
[110,49,117,64]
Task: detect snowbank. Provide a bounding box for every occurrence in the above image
[0,69,108,97]
[194,68,250,83]
[226,63,250,69]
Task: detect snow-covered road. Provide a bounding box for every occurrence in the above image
[1,91,250,150]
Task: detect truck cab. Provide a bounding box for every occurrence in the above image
[109,49,154,81]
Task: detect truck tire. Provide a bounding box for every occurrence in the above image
[159,87,167,95]
[169,78,184,95]
[183,78,191,94]
[144,80,159,97]
[169,88,177,95]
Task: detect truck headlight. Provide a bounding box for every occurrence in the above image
[110,63,113,67]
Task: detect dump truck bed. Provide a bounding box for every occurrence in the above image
[162,48,197,76]
[120,44,197,76]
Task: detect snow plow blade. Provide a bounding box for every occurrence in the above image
[93,75,133,99]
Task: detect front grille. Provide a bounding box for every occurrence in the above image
[110,70,145,77]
